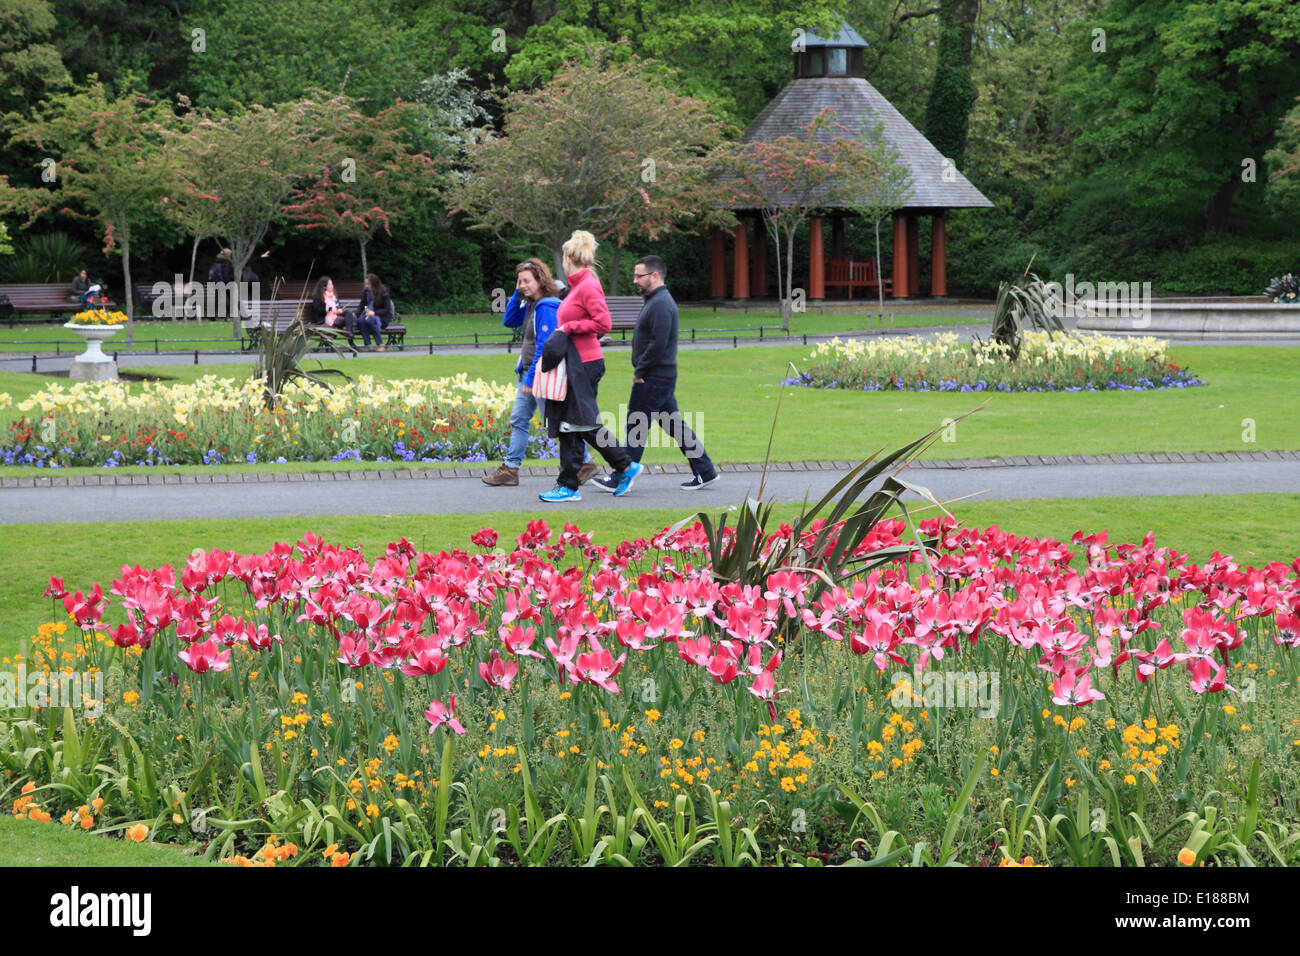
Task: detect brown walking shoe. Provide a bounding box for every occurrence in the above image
[576,462,598,485]
[482,465,519,487]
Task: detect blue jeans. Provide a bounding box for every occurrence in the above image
[626,375,715,478]
[356,311,383,347]
[505,383,589,469]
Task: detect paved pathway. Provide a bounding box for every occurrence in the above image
[3,452,1297,525]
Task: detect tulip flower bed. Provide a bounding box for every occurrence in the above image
[6,517,1300,867]
[0,374,551,468]
[786,332,1204,392]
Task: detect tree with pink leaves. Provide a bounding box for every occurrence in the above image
[724,108,883,330]
[284,101,440,286]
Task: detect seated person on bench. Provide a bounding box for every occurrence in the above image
[348,273,393,351]
[307,277,344,326]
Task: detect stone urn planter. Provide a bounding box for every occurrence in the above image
[64,322,121,381]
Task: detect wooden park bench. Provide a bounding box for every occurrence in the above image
[608,295,643,331]
[507,294,643,345]
[241,300,406,351]
[824,257,891,299]
[0,283,117,323]
[598,295,645,344]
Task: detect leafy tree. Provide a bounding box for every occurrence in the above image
[163,96,347,332]
[157,95,222,291]
[408,68,491,157]
[182,0,420,111]
[1265,97,1300,216]
[849,0,943,126]
[50,0,193,100]
[450,45,734,286]
[923,0,980,169]
[850,124,914,318]
[0,220,12,256]
[1065,0,1300,231]
[725,108,882,329]
[284,100,440,282]
[963,0,1086,184]
[0,79,174,338]
[0,0,71,114]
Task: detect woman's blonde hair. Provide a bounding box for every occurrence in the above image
[562,230,598,269]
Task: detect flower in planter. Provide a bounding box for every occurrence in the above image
[70,309,129,326]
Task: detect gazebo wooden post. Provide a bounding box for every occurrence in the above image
[732,221,750,300]
[906,214,920,296]
[809,215,825,299]
[891,213,908,299]
[931,213,947,297]
[752,216,768,297]
[711,229,726,298]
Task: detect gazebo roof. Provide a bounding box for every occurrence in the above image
[739,77,994,211]
[796,16,868,49]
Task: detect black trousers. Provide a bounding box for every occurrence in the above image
[624,374,715,478]
[556,359,630,489]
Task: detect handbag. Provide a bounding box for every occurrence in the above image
[533,358,568,401]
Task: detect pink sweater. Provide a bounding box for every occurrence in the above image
[556,268,609,363]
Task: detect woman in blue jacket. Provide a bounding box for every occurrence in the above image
[482,258,592,486]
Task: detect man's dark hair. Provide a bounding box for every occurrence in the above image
[636,255,667,282]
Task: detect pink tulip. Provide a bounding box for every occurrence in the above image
[1051,667,1105,706]
[478,650,518,690]
[425,695,466,735]
[399,637,448,676]
[178,638,230,674]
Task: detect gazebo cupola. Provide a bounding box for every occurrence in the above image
[793,19,868,79]
[710,15,993,302]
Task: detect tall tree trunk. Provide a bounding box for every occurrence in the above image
[188,235,201,324]
[553,248,566,286]
[359,236,369,282]
[783,223,797,332]
[121,220,135,346]
[231,242,255,337]
[608,243,622,296]
[1205,177,1239,232]
[923,0,980,169]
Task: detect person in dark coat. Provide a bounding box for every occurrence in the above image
[537,230,637,503]
[350,273,393,351]
[208,248,234,284]
[592,254,718,491]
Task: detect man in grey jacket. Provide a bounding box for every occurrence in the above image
[594,255,719,492]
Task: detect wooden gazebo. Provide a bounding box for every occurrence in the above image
[712,17,993,300]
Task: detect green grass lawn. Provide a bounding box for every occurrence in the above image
[4,492,1297,656]
[0,815,214,866]
[0,307,985,354]
[1,345,1296,478]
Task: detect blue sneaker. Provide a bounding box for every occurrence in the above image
[612,460,643,497]
[538,485,581,503]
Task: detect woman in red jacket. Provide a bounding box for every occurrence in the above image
[539,230,640,503]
